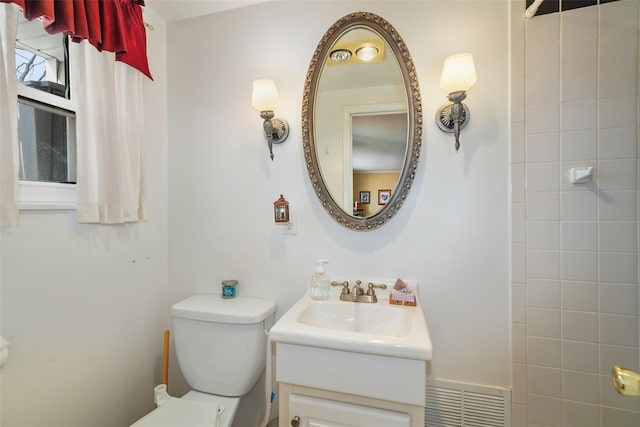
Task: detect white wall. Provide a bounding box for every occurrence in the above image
[167,0,510,395]
[0,7,169,427]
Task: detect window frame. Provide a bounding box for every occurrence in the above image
[16,36,78,211]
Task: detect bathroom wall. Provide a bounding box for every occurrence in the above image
[0,7,169,427]
[510,0,640,425]
[166,0,511,396]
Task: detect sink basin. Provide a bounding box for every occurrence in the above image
[297,299,412,337]
[270,282,432,360]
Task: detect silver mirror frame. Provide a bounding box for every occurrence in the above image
[302,12,423,231]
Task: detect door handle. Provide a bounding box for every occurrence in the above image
[612,365,640,396]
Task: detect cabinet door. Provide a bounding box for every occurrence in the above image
[288,394,411,427]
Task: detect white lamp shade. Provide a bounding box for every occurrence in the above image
[440,53,477,94]
[252,79,280,111]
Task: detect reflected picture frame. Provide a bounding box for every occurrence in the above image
[378,189,391,205]
[359,191,370,204]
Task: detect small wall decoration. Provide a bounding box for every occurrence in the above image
[378,189,391,205]
[273,194,290,223]
[359,191,370,204]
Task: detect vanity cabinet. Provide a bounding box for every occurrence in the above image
[276,343,425,427]
[280,384,422,427]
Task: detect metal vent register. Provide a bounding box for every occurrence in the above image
[425,379,511,427]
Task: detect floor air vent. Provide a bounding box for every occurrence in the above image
[425,379,511,427]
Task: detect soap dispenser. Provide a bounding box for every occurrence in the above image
[309,259,330,300]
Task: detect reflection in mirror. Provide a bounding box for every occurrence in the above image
[302,12,422,231]
[352,112,407,217]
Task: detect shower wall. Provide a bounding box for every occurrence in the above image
[510,0,640,425]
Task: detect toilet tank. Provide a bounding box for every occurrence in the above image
[172,295,276,396]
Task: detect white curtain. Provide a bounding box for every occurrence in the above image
[70,41,146,224]
[0,4,18,227]
[0,14,146,226]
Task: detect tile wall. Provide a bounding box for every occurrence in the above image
[511,0,640,425]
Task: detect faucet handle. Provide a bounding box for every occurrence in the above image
[331,281,350,294]
[366,282,388,296]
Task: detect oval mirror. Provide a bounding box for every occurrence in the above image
[302,12,422,231]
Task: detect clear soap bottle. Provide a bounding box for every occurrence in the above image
[309,259,330,300]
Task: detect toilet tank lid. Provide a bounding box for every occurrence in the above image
[172,295,276,324]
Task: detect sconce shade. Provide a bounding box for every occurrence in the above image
[252,79,280,111]
[440,53,477,94]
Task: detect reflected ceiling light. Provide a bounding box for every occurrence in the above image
[326,38,385,66]
[330,49,352,63]
[355,45,379,61]
[252,79,289,161]
[435,53,477,152]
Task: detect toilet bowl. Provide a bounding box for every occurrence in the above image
[131,294,277,427]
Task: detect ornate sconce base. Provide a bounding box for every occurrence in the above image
[435,90,470,151]
[268,118,290,145]
[260,111,290,160]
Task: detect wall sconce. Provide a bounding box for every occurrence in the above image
[435,53,477,152]
[252,79,289,160]
[273,194,290,224]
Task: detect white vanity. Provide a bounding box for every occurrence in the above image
[270,281,432,427]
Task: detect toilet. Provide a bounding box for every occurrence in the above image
[132,294,277,427]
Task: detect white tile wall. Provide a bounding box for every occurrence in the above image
[598,127,637,159]
[527,132,560,162]
[563,401,600,427]
[527,279,561,308]
[563,370,600,404]
[511,1,640,425]
[561,130,596,160]
[561,281,598,311]
[562,340,599,373]
[528,336,561,367]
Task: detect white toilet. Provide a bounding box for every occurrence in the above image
[132,294,277,427]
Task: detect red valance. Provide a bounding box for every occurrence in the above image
[2,0,152,80]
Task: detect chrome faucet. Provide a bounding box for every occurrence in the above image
[331,280,387,303]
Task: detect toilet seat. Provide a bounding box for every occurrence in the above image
[184,390,240,427]
[130,390,239,427]
[130,397,219,427]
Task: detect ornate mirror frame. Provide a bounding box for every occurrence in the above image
[302,12,423,231]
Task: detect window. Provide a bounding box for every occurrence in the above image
[15,15,77,209]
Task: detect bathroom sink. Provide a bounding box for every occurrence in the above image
[297,299,412,337]
[270,281,432,360]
